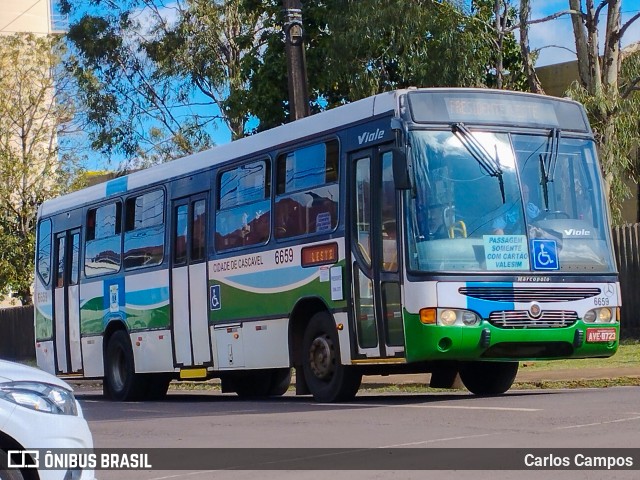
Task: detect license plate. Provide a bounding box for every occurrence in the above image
[586,327,617,343]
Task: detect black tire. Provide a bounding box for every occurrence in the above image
[268,368,292,396]
[234,370,273,398]
[459,361,518,395]
[143,373,173,400]
[302,312,362,402]
[104,330,147,401]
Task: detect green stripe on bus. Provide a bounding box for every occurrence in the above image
[209,276,347,322]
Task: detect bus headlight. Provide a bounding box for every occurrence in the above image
[583,308,614,324]
[437,309,480,327]
[440,310,457,326]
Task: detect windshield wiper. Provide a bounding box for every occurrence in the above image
[539,128,561,210]
[451,123,505,203]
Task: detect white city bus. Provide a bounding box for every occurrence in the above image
[35,88,620,402]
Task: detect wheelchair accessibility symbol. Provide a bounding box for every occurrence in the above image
[531,239,559,270]
[210,285,221,310]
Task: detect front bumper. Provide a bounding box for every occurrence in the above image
[404,315,619,362]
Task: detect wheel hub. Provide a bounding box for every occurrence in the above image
[308,334,335,380]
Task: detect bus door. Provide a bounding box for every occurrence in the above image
[351,147,405,359]
[170,194,212,367]
[53,229,82,374]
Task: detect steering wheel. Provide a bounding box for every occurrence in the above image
[541,210,570,220]
[448,220,467,238]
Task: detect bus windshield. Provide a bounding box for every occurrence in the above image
[406,129,616,273]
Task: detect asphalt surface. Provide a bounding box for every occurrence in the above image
[357,363,640,388]
[66,363,640,394]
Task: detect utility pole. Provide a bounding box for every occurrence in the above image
[283,0,310,120]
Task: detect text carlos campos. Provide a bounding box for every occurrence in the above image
[524,453,633,469]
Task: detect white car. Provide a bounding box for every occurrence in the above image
[0,359,96,480]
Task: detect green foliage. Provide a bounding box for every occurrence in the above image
[0,34,77,304]
[247,0,526,129]
[471,0,527,90]
[64,1,215,163]
[566,50,640,224]
[64,0,528,145]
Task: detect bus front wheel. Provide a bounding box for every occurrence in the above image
[302,312,361,402]
[459,361,518,395]
[104,330,147,401]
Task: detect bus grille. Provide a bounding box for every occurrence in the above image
[459,286,600,303]
[488,310,578,328]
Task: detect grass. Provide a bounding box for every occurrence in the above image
[519,339,640,372]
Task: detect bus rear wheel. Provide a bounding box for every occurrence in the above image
[268,368,292,396]
[234,371,272,398]
[104,330,147,401]
[233,368,291,398]
[302,312,361,402]
[459,361,518,395]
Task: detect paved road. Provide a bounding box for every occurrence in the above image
[78,386,640,480]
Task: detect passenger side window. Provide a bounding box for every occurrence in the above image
[37,219,52,285]
[215,160,271,251]
[275,140,339,239]
[124,190,165,270]
[85,202,122,276]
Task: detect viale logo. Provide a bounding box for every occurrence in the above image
[564,229,591,236]
[358,128,385,145]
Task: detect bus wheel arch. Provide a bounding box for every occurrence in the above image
[288,297,329,368]
[300,310,361,402]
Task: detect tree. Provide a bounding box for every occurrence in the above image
[515,1,640,222]
[468,0,528,91]
[63,1,530,156]
[564,0,640,222]
[61,0,273,165]
[0,34,79,305]
[246,0,528,131]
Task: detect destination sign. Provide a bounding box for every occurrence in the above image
[407,91,589,131]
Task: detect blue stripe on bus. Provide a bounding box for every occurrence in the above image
[126,287,170,307]
[465,281,514,318]
[227,265,315,289]
[106,176,128,196]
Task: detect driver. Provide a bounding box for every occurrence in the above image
[493,184,540,235]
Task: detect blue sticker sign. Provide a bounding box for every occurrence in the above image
[210,285,221,310]
[531,239,559,270]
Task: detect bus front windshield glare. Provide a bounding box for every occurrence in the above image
[406,129,616,273]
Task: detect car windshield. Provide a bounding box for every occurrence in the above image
[405,129,616,273]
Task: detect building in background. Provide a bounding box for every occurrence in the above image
[0,0,66,35]
[0,1,66,307]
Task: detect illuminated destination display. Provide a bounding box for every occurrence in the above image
[407,91,589,131]
[301,242,338,267]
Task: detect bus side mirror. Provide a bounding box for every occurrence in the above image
[392,148,411,190]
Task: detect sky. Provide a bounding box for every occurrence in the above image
[528,0,640,66]
[73,0,640,171]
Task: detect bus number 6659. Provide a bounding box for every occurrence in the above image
[275,248,294,265]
